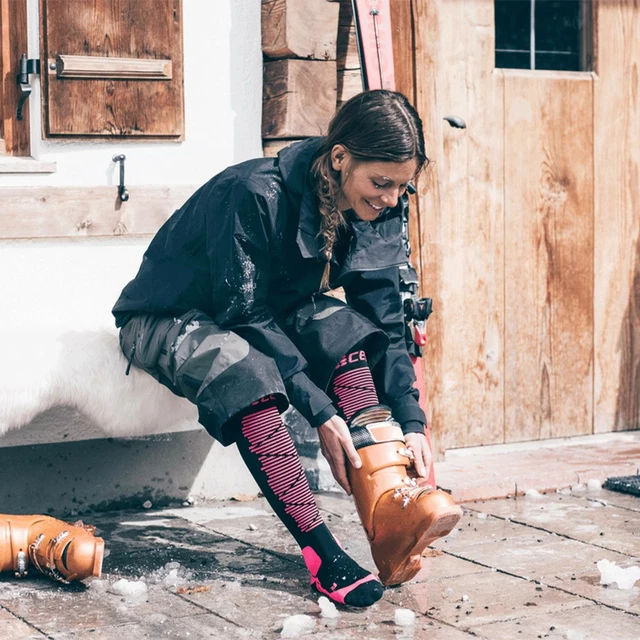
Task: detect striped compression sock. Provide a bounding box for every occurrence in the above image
[235,396,383,607]
[330,349,380,422]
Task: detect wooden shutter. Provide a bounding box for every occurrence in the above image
[40,0,184,138]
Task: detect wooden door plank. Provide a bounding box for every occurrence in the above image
[594,2,640,433]
[412,0,448,455]
[416,0,505,452]
[504,72,594,441]
[593,1,640,432]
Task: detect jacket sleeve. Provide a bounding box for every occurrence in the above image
[344,266,426,434]
[208,180,336,427]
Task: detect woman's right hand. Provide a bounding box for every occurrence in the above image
[317,415,362,495]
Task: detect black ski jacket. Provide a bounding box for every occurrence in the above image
[112,138,426,433]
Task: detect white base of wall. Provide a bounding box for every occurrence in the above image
[0,431,260,516]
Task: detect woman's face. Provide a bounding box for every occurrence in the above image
[331,144,418,221]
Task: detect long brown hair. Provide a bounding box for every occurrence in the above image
[310,90,428,291]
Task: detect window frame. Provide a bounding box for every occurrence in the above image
[494,0,595,73]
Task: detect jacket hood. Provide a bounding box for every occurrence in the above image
[277,137,326,260]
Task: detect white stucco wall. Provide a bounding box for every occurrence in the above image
[0,0,263,331]
[0,1,266,505]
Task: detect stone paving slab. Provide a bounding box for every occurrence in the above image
[436,437,640,501]
[180,578,396,636]
[590,491,640,512]
[467,602,640,640]
[385,570,588,629]
[448,531,633,583]
[544,570,640,616]
[0,605,47,639]
[0,583,203,636]
[50,612,257,639]
[467,493,639,556]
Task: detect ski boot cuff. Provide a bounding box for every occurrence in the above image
[347,404,405,450]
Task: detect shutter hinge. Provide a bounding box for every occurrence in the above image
[16,54,41,121]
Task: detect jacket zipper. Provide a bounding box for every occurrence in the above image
[125,340,137,376]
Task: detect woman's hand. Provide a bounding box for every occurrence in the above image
[405,431,433,481]
[317,415,362,495]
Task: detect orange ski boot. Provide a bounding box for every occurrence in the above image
[0,514,104,583]
[348,406,462,586]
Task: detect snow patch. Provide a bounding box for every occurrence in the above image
[524,488,542,498]
[317,596,339,618]
[146,561,194,588]
[587,479,602,491]
[108,578,149,602]
[394,609,416,626]
[597,559,640,590]
[280,614,316,637]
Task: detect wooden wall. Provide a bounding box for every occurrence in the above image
[261,0,363,155]
[261,0,640,454]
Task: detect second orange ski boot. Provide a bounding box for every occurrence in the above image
[348,406,463,586]
[0,514,104,583]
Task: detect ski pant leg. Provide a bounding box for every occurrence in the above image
[118,309,288,445]
[283,294,389,393]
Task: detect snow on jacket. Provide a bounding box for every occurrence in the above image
[112,137,426,433]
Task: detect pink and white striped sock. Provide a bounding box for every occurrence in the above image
[330,349,380,422]
[238,398,323,534]
[235,396,383,607]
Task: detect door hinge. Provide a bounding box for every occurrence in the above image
[17,54,41,121]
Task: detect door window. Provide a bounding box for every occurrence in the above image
[495,0,593,71]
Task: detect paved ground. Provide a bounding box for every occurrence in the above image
[1,486,638,639]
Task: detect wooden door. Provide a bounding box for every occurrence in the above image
[409,0,613,453]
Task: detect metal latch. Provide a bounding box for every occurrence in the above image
[16,54,40,120]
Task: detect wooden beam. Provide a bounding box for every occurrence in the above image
[263,59,337,138]
[263,138,302,158]
[0,185,197,239]
[0,0,30,155]
[262,0,340,60]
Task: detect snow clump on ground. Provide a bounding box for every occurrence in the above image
[317,596,340,618]
[107,578,149,602]
[394,608,416,626]
[280,614,316,637]
[146,561,194,587]
[597,559,640,590]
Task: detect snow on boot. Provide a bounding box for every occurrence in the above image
[0,514,104,583]
[347,406,462,586]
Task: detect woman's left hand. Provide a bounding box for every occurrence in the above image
[404,431,433,480]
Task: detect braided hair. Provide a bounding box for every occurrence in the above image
[310,90,428,291]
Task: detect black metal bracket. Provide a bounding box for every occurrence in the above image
[16,54,40,121]
[112,154,130,202]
